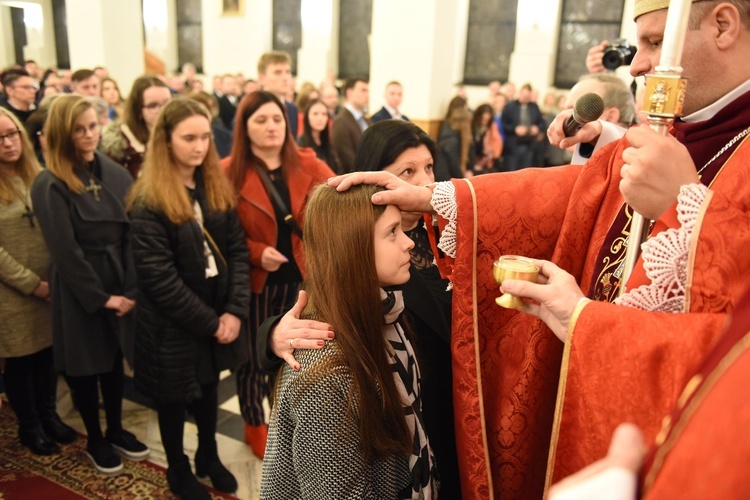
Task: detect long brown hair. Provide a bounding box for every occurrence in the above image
[126,97,235,224]
[226,90,300,193]
[297,184,411,460]
[44,94,93,194]
[443,96,472,174]
[0,108,40,203]
[122,75,170,145]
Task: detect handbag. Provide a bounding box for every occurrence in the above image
[256,167,303,238]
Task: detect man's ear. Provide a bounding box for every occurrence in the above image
[712,2,742,50]
[601,106,621,126]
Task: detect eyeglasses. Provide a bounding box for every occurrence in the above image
[72,123,100,138]
[11,85,39,91]
[0,130,21,143]
[143,101,168,111]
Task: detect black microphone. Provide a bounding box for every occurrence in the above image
[563,93,605,137]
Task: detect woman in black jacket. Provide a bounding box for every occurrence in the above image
[31,94,148,475]
[127,98,250,500]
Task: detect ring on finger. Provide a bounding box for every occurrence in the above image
[289,338,295,349]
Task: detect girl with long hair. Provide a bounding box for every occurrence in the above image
[100,77,124,121]
[224,90,334,459]
[297,98,337,171]
[100,75,171,178]
[261,119,461,497]
[128,97,249,499]
[0,108,78,456]
[470,103,503,175]
[30,94,148,475]
[261,184,438,499]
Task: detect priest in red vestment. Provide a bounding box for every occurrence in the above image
[548,285,750,499]
[329,1,750,498]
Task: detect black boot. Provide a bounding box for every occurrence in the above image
[19,426,60,456]
[195,443,238,493]
[166,456,211,500]
[41,412,78,444]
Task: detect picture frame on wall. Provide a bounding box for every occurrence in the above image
[222,0,244,16]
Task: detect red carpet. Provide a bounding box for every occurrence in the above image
[0,401,238,499]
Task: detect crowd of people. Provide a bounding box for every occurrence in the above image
[2,0,750,499]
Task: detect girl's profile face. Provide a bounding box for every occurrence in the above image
[482,111,492,125]
[383,144,434,187]
[169,114,211,169]
[307,102,329,133]
[373,205,414,287]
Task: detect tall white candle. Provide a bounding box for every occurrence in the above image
[659,0,693,67]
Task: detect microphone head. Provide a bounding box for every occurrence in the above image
[572,93,605,124]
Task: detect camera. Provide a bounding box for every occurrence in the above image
[602,40,637,70]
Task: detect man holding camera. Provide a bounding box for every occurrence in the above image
[327,0,750,497]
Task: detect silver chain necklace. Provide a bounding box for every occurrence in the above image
[696,126,750,177]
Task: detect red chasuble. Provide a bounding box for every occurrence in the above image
[437,89,750,499]
[639,287,750,498]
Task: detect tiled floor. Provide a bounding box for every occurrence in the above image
[56,370,264,499]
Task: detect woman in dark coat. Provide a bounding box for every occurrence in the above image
[30,94,148,475]
[128,98,249,499]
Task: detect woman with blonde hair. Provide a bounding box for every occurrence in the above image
[0,108,77,456]
[261,184,438,498]
[128,97,249,499]
[30,94,148,475]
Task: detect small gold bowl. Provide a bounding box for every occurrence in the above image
[493,255,540,309]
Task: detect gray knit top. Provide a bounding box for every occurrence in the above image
[260,341,413,499]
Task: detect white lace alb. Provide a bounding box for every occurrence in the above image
[431,182,458,258]
[615,183,708,312]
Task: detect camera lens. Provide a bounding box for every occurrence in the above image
[603,48,625,70]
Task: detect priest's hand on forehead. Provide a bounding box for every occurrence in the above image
[328,171,434,214]
[621,126,699,220]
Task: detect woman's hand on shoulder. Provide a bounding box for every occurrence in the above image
[272,290,333,371]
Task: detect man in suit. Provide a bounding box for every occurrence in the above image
[501,83,546,171]
[257,51,298,137]
[332,77,369,173]
[370,81,409,123]
[217,74,239,130]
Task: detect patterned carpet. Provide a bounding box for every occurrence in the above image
[0,401,237,499]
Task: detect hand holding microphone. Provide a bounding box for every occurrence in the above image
[548,93,605,149]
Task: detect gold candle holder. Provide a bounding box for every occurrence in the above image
[492,255,539,309]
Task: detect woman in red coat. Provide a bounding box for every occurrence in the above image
[223,90,334,458]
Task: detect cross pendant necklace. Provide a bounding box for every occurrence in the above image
[9,180,35,228]
[22,205,35,228]
[86,176,102,202]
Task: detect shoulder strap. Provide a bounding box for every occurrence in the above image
[256,167,303,238]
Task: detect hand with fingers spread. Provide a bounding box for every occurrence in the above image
[270,290,334,371]
[547,108,604,150]
[621,126,699,220]
[327,171,434,214]
[500,259,585,342]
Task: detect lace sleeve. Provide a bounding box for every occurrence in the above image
[431,181,458,258]
[615,183,708,312]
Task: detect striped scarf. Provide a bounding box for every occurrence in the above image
[381,288,439,499]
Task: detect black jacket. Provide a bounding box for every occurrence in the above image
[30,152,136,376]
[130,186,250,403]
